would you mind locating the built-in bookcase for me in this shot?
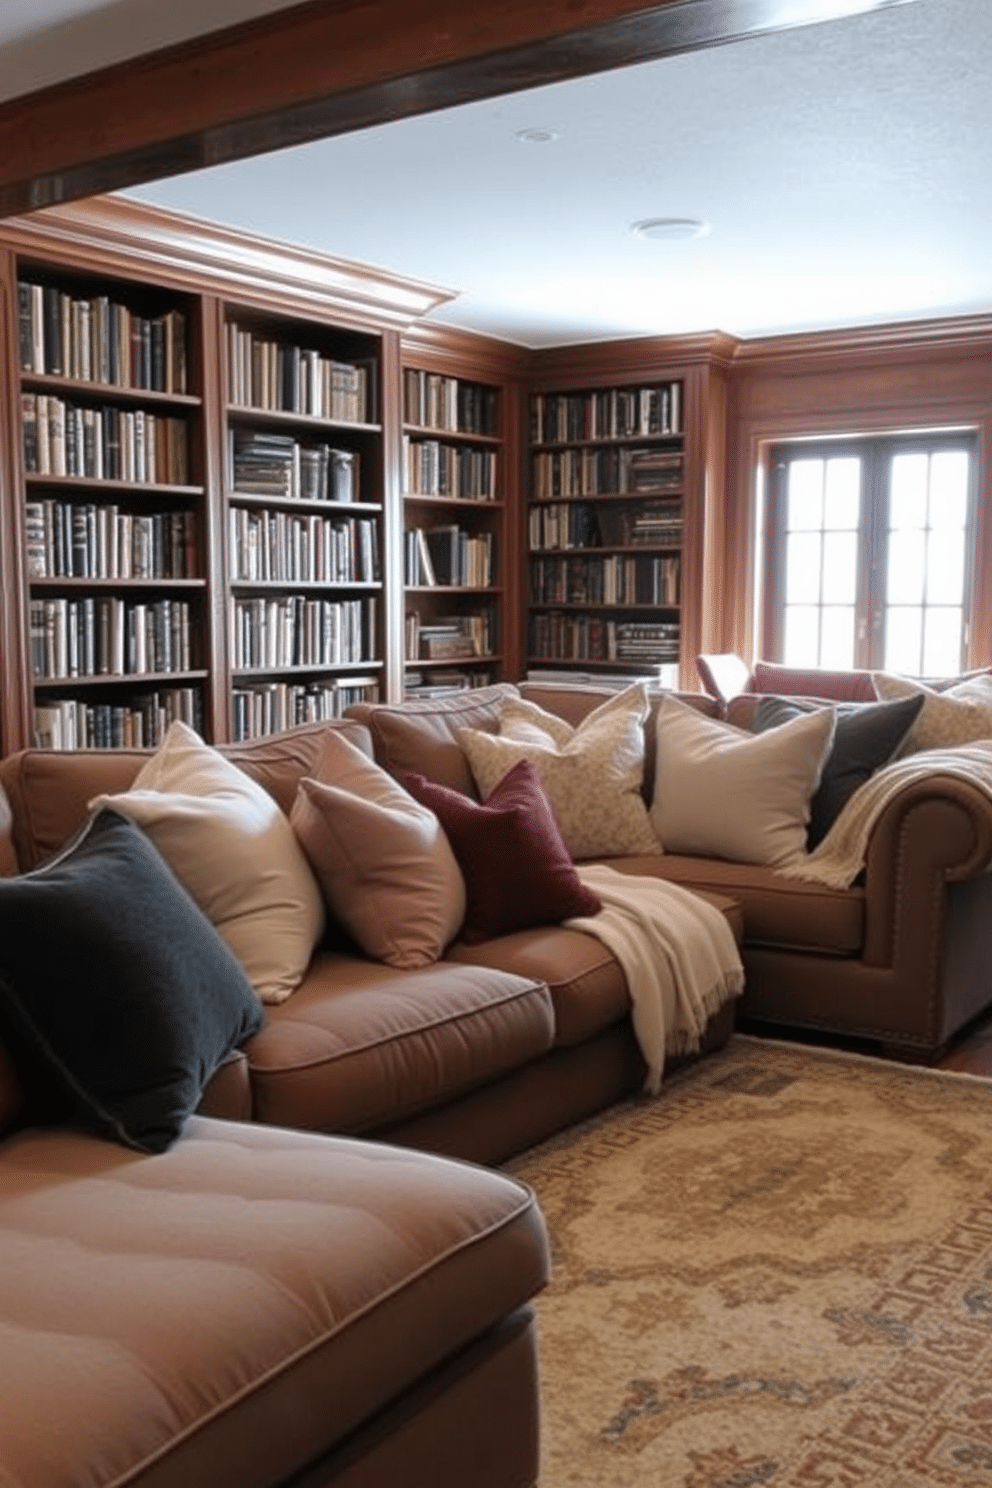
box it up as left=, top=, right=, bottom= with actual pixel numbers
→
left=527, top=377, right=686, bottom=684
left=401, top=363, right=506, bottom=697
left=15, top=267, right=208, bottom=748
left=223, top=308, right=385, bottom=740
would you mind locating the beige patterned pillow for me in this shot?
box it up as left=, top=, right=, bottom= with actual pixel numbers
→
left=457, top=684, right=660, bottom=860
left=872, top=672, right=992, bottom=753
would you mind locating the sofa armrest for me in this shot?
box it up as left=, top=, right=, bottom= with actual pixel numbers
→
left=862, top=775, right=992, bottom=969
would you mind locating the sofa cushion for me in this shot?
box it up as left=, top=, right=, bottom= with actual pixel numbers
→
left=751, top=693, right=925, bottom=847
left=458, top=684, right=659, bottom=860
left=603, top=852, right=865, bottom=956
left=0, top=808, right=263, bottom=1152
left=873, top=671, right=992, bottom=752
left=346, top=683, right=520, bottom=797
left=291, top=731, right=465, bottom=968
left=91, top=720, right=325, bottom=1005
left=0, top=1116, right=548, bottom=1488
left=449, top=888, right=743, bottom=1047
left=650, top=694, right=835, bottom=867
left=245, top=956, right=554, bottom=1134
left=402, top=760, right=601, bottom=943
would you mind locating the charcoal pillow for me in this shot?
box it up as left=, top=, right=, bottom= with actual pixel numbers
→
left=752, top=693, right=925, bottom=848
left=402, top=759, right=602, bottom=943
left=0, top=808, right=264, bottom=1153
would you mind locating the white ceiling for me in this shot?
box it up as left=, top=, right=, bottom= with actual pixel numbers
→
left=3, top=0, right=991, bottom=348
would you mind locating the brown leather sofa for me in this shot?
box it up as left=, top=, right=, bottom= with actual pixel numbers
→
left=691, top=657, right=992, bottom=1057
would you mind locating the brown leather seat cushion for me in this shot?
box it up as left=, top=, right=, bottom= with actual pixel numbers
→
left=0, top=1117, right=548, bottom=1488
left=246, top=956, right=554, bottom=1132
left=607, top=854, right=864, bottom=955
left=448, top=889, right=743, bottom=1048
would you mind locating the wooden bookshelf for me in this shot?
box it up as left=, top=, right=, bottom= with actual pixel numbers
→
left=222, top=306, right=386, bottom=740
left=399, top=332, right=523, bottom=697
left=12, top=265, right=208, bottom=749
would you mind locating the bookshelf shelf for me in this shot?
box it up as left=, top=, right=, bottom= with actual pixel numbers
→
left=35, top=670, right=209, bottom=688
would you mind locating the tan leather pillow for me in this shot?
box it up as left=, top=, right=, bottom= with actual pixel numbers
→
left=291, top=730, right=465, bottom=968
left=359, top=683, right=520, bottom=796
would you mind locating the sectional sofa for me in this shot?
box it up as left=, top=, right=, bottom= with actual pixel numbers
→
left=2, top=666, right=989, bottom=1486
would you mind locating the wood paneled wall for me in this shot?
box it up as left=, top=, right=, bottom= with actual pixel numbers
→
left=721, top=318, right=992, bottom=667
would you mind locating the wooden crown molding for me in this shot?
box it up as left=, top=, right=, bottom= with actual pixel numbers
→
left=525, top=329, right=741, bottom=385
left=732, top=312, right=992, bottom=370
left=400, top=321, right=532, bottom=379
left=0, top=0, right=914, bottom=216
left=1, top=195, right=454, bottom=331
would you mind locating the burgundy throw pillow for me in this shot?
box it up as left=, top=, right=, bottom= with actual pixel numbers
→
left=401, top=759, right=601, bottom=944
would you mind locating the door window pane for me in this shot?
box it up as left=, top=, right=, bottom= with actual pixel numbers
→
left=926, top=530, right=964, bottom=605
left=787, top=461, right=824, bottom=531
left=885, top=607, right=923, bottom=675
left=923, top=608, right=964, bottom=677
left=823, top=458, right=860, bottom=529
left=821, top=607, right=855, bottom=669
left=930, top=451, right=969, bottom=527
left=890, top=453, right=928, bottom=528
left=822, top=531, right=857, bottom=604
left=887, top=530, right=925, bottom=605
left=785, top=532, right=821, bottom=604
left=783, top=606, right=820, bottom=667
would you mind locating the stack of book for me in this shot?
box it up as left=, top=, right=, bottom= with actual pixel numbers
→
left=24, top=500, right=196, bottom=580
left=33, top=687, right=202, bottom=751
left=230, top=431, right=359, bottom=503
left=30, top=596, right=194, bottom=679
left=22, top=396, right=189, bottom=485
left=18, top=280, right=187, bottom=393
left=228, top=326, right=374, bottom=423
left=229, top=595, right=377, bottom=671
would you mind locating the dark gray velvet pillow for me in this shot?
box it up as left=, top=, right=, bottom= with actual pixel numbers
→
left=0, top=807, right=264, bottom=1152
left=752, top=693, right=925, bottom=849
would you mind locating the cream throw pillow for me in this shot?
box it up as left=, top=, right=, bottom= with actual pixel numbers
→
left=872, top=671, right=992, bottom=753
left=458, top=683, right=659, bottom=860
left=650, top=694, right=835, bottom=867
left=291, top=730, right=466, bottom=968
left=91, top=720, right=325, bottom=1004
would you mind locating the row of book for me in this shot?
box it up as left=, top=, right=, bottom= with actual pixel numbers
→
left=405, top=610, right=493, bottom=663
left=530, top=553, right=680, bottom=607
left=22, top=395, right=190, bottom=485
left=528, top=498, right=683, bottom=551
left=531, top=446, right=683, bottom=499
left=230, top=430, right=360, bottom=503
left=31, top=596, right=195, bottom=680
left=531, top=383, right=682, bottom=445
left=228, top=507, right=380, bottom=585
left=33, top=687, right=203, bottom=752
left=403, top=369, right=497, bottom=436
left=18, top=280, right=188, bottom=393
left=227, top=325, right=374, bottom=423
left=404, top=526, right=493, bottom=587
left=231, top=677, right=380, bottom=742
left=229, top=595, right=377, bottom=671
left=529, top=612, right=681, bottom=664
left=404, top=670, right=497, bottom=698
left=25, top=500, right=196, bottom=581
left=403, top=437, right=497, bottom=500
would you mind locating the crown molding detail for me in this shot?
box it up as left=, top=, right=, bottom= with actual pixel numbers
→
left=3, top=195, right=455, bottom=330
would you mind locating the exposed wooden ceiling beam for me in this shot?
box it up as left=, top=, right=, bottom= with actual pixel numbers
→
left=0, top=0, right=913, bottom=217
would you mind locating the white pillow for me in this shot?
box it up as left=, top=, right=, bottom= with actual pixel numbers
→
left=290, top=730, right=465, bottom=968
left=872, top=671, right=992, bottom=753
left=458, top=683, right=659, bottom=860
left=650, top=694, right=835, bottom=867
left=91, top=720, right=325, bottom=1004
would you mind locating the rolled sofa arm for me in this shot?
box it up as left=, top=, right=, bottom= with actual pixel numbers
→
left=862, top=774, right=992, bottom=969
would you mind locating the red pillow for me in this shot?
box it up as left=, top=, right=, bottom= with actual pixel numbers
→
left=401, top=759, right=601, bottom=944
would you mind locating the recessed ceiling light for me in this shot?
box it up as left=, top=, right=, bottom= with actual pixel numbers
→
left=631, top=217, right=710, bottom=241
left=515, top=128, right=558, bottom=144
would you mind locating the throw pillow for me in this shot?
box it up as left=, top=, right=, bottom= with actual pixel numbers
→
left=290, top=730, right=466, bottom=968
left=752, top=692, right=925, bottom=847
left=402, top=759, right=602, bottom=943
left=650, top=694, right=835, bottom=867
left=0, top=808, right=263, bottom=1153
left=90, top=720, right=325, bottom=1005
left=457, top=683, right=659, bottom=860
left=872, top=671, right=992, bottom=753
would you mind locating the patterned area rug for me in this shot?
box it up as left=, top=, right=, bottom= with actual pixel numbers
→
left=509, top=1034, right=992, bottom=1486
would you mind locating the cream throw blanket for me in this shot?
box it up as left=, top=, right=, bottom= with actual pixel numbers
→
left=777, top=740, right=992, bottom=890
left=565, top=865, right=744, bottom=1096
